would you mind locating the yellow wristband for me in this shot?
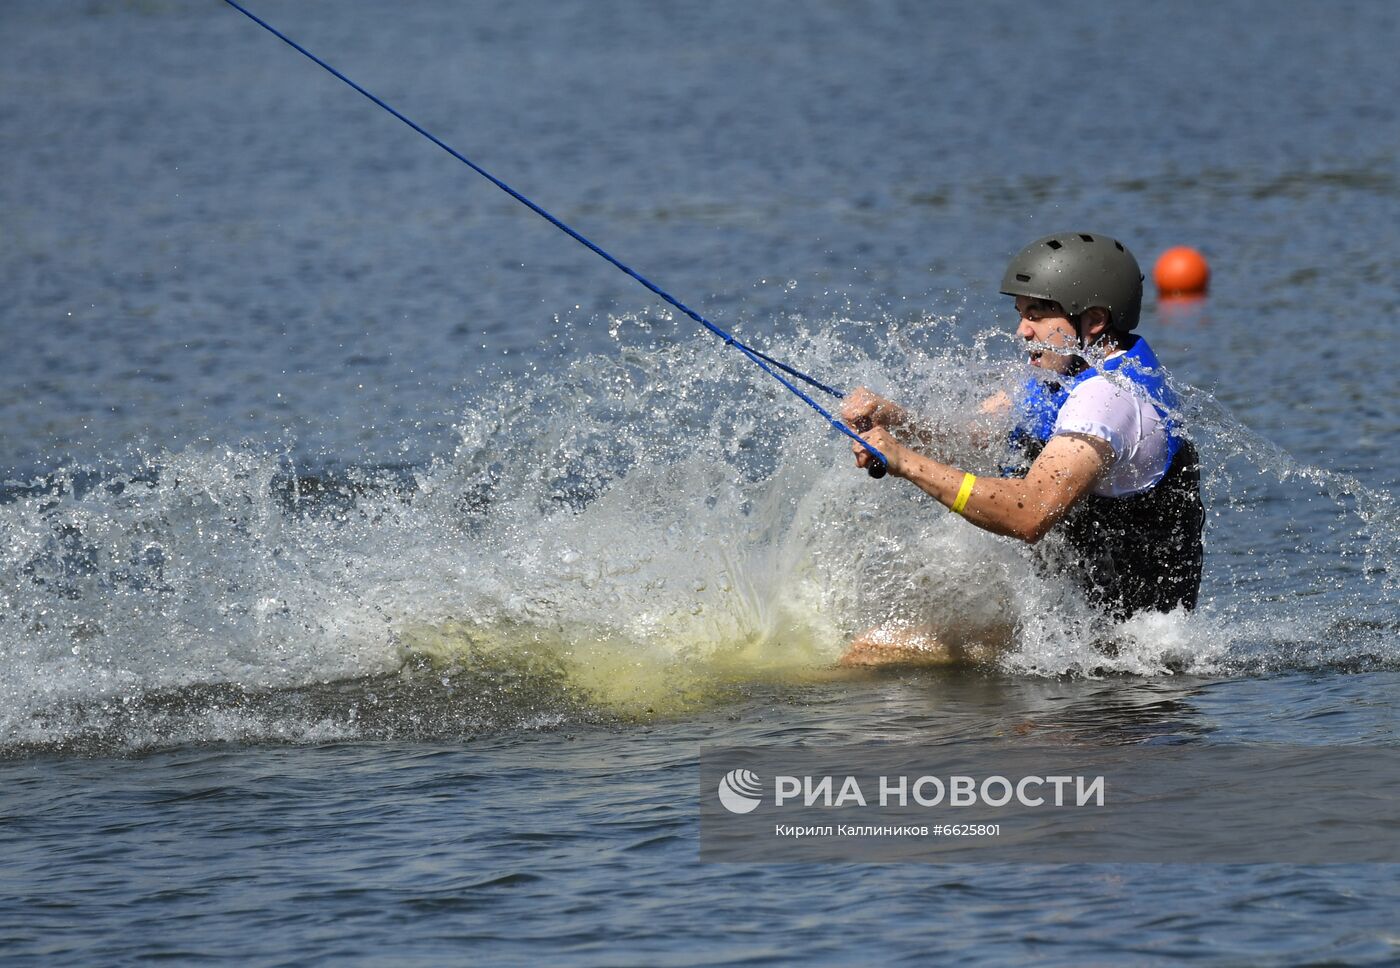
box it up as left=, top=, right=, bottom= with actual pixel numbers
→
left=950, top=472, right=976, bottom=515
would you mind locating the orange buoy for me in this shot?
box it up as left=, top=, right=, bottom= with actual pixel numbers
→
left=1153, top=246, right=1210, bottom=296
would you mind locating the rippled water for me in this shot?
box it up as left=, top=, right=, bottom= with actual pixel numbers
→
left=2, top=0, right=1398, bottom=963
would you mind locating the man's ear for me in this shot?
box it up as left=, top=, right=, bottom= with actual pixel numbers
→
left=1080, top=307, right=1112, bottom=341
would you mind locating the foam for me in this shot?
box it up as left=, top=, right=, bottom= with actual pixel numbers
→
left=2, top=312, right=1394, bottom=751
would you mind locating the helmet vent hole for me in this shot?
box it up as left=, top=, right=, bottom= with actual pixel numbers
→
left=1079, top=234, right=1095, bottom=242
left=1045, top=240, right=1062, bottom=250
left=1016, top=273, right=1031, bottom=282
left=1114, top=241, right=1124, bottom=251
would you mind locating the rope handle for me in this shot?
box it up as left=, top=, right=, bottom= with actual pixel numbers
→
left=850, top=417, right=888, bottom=478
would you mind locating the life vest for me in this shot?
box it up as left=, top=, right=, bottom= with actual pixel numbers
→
left=1007, top=335, right=1204, bottom=620
left=1008, top=334, right=1181, bottom=472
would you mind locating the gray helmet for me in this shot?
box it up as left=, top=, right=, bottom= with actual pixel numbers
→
left=999, top=232, right=1144, bottom=331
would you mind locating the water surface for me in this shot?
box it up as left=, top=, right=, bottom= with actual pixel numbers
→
left=2, top=0, right=1398, bottom=963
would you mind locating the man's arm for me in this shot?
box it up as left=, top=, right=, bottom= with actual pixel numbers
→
left=853, top=429, right=1112, bottom=544
left=841, top=387, right=912, bottom=431
left=978, top=390, right=1012, bottom=415
left=843, top=386, right=1012, bottom=450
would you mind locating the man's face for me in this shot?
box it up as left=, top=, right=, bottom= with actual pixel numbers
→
left=1014, top=296, right=1081, bottom=374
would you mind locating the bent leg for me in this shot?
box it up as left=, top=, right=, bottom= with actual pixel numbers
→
left=838, top=624, right=1000, bottom=668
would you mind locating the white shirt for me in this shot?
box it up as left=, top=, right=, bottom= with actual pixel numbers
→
left=1052, top=366, right=1171, bottom=498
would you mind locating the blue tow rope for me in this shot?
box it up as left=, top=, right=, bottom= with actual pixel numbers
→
left=219, top=0, right=887, bottom=477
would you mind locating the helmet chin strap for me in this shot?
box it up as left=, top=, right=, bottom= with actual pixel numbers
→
left=1064, top=314, right=1094, bottom=377
left=1069, top=309, right=1122, bottom=371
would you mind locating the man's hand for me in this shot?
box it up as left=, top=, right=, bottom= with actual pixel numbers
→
left=852, top=424, right=905, bottom=477
left=841, top=387, right=906, bottom=430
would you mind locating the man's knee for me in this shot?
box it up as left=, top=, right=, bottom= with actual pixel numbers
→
left=839, top=625, right=957, bottom=667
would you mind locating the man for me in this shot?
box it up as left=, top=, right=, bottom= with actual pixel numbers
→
left=841, top=232, right=1204, bottom=666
